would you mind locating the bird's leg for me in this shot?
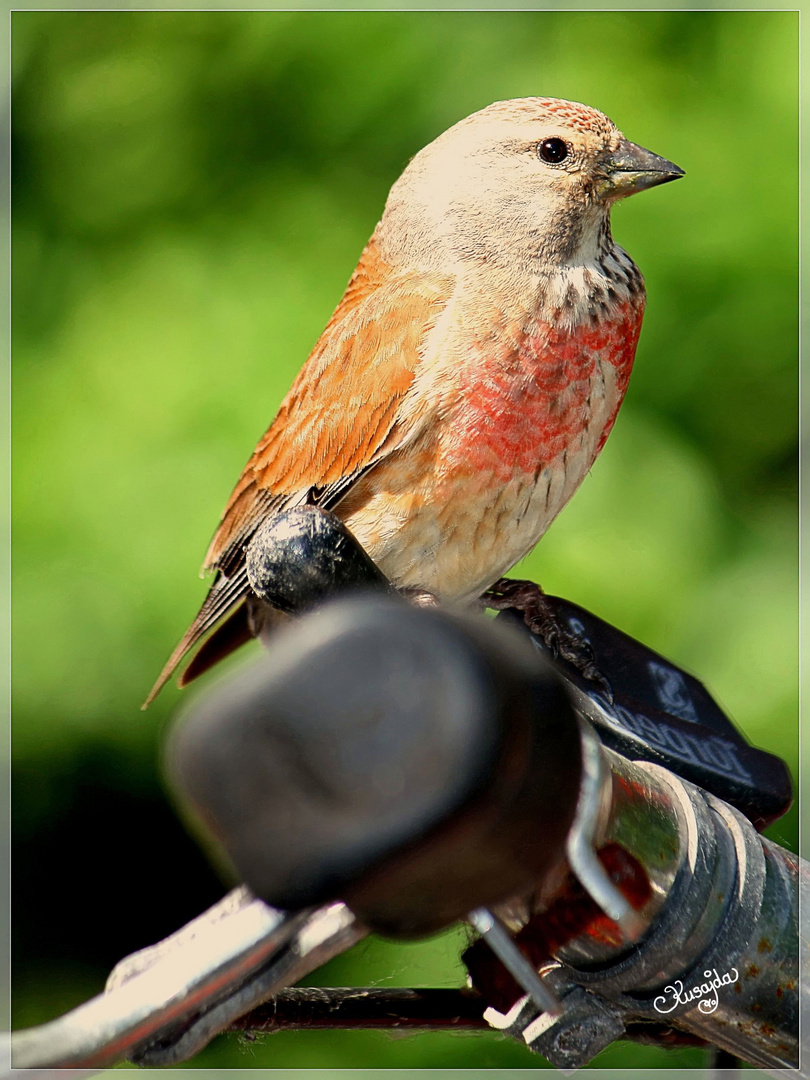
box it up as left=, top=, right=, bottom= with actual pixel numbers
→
left=482, top=578, right=612, bottom=702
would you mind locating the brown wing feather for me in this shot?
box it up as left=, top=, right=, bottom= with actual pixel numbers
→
left=144, top=238, right=452, bottom=706
left=204, top=239, right=450, bottom=570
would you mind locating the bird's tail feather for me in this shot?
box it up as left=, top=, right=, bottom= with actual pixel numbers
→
left=177, top=602, right=253, bottom=688
left=142, top=567, right=251, bottom=708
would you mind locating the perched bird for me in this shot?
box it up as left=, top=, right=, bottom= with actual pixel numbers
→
left=146, top=97, right=682, bottom=706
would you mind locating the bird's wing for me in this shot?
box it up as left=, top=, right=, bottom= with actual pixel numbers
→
left=144, top=242, right=453, bottom=705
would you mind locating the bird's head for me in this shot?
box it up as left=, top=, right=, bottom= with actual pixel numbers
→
left=379, top=97, right=683, bottom=272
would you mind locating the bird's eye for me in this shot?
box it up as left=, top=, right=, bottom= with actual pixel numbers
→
left=538, top=138, right=569, bottom=164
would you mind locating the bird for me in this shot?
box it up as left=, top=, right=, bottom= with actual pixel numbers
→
left=145, top=97, right=683, bottom=706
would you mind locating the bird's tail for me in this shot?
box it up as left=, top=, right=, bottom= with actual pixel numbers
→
left=142, top=567, right=251, bottom=708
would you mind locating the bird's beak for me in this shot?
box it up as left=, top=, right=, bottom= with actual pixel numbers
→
left=602, top=139, right=684, bottom=198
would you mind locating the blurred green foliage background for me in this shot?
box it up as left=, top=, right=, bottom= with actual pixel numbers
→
left=11, top=10, right=797, bottom=1070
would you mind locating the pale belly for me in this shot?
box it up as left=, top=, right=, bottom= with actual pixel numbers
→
left=340, top=355, right=622, bottom=602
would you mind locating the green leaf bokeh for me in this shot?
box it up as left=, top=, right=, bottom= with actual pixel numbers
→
left=12, top=10, right=797, bottom=1069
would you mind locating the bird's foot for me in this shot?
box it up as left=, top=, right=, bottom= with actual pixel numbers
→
left=483, top=578, right=613, bottom=703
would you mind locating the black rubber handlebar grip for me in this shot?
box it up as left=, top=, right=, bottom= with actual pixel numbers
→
left=169, top=597, right=582, bottom=937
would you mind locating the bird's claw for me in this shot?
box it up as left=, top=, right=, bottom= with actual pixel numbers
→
left=483, top=578, right=613, bottom=704
left=552, top=634, right=614, bottom=705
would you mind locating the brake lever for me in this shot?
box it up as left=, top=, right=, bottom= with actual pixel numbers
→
left=9, top=888, right=366, bottom=1070
left=7, top=894, right=562, bottom=1069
